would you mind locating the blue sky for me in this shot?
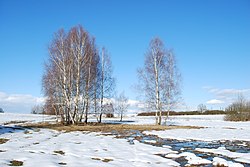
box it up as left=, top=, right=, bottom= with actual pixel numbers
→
left=0, top=0, right=250, bottom=113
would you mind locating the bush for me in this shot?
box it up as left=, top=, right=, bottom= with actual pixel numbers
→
left=106, top=113, right=114, bottom=118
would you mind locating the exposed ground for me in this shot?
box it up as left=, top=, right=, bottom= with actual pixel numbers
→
left=22, top=122, right=200, bottom=133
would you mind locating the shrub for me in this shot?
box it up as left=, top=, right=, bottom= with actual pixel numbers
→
left=106, top=113, right=114, bottom=118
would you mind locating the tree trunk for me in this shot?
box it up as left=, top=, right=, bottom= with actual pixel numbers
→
left=120, top=111, right=123, bottom=122
left=98, top=113, right=102, bottom=123
left=84, top=97, right=89, bottom=124
left=154, top=54, right=161, bottom=125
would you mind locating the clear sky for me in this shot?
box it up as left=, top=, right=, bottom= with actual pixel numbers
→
left=0, top=0, right=250, bottom=113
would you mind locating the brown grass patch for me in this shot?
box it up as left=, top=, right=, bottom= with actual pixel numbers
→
left=92, top=157, right=101, bottom=161
left=102, top=158, right=113, bottom=162
left=22, top=122, right=200, bottom=133
left=54, top=150, right=65, bottom=155
left=0, top=138, right=9, bottom=144
left=9, top=160, right=23, bottom=166
left=91, top=157, right=113, bottom=163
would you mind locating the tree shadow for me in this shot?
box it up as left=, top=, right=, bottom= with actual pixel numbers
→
left=104, top=120, right=136, bottom=124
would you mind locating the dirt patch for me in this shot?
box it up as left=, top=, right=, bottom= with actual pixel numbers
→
left=0, top=138, right=9, bottom=144
left=54, top=150, right=65, bottom=155
left=9, top=160, right=23, bottom=166
left=91, top=157, right=113, bottom=163
left=58, top=162, right=67, bottom=165
left=102, top=158, right=113, bottom=162
left=22, top=122, right=200, bottom=133
left=92, top=157, right=101, bottom=161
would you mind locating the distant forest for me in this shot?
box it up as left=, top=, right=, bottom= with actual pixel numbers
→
left=137, top=110, right=226, bottom=116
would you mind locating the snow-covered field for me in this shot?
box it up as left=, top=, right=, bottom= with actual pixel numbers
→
left=0, top=113, right=56, bottom=125
left=0, top=113, right=250, bottom=166
left=145, top=115, right=250, bottom=141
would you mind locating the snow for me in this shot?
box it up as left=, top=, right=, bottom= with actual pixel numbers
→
left=212, top=157, right=244, bottom=167
left=165, top=153, right=180, bottom=159
left=1, top=113, right=250, bottom=166
left=142, top=115, right=250, bottom=166
left=144, top=115, right=250, bottom=141
left=0, top=129, right=178, bottom=167
left=196, top=147, right=250, bottom=164
left=179, top=152, right=212, bottom=165
left=144, top=128, right=250, bottom=141
left=0, top=113, right=56, bottom=125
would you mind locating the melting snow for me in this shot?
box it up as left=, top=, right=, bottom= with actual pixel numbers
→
left=1, top=113, right=250, bottom=166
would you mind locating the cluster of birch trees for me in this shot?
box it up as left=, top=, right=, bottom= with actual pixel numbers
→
left=42, top=25, right=181, bottom=125
left=42, top=25, right=115, bottom=125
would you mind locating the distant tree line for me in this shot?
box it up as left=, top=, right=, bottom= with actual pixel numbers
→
left=137, top=110, right=226, bottom=116
left=224, top=94, right=250, bottom=121
left=42, top=25, right=115, bottom=125
left=31, top=105, right=44, bottom=114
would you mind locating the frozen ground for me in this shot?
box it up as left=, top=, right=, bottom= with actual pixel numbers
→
left=0, top=113, right=56, bottom=125
left=0, top=113, right=250, bottom=166
left=145, top=115, right=250, bottom=141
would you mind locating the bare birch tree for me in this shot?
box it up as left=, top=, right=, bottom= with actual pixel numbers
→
left=197, top=104, right=207, bottom=113
left=137, top=37, right=181, bottom=125
left=115, top=91, right=129, bottom=121
left=98, top=47, right=115, bottom=123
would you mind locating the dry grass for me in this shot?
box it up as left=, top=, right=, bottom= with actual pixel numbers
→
left=22, top=122, right=200, bottom=133
left=0, top=138, right=9, bottom=144
left=4, top=121, right=27, bottom=125
left=54, top=150, right=65, bottom=155
left=91, top=157, right=113, bottom=163
left=9, top=160, right=23, bottom=166
left=102, top=158, right=113, bottom=163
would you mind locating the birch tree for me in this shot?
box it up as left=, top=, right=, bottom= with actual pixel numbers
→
left=115, top=91, right=129, bottom=121
left=137, top=37, right=181, bottom=125
left=197, top=104, right=207, bottom=113
left=98, top=48, right=115, bottom=123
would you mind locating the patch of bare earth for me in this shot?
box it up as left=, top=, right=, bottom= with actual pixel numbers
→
left=0, top=138, right=9, bottom=144
left=53, top=150, right=65, bottom=155
left=22, top=122, right=200, bottom=133
left=91, top=157, right=113, bottom=163
left=58, top=162, right=67, bottom=165
left=9, top=160, right=23, bottom=166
